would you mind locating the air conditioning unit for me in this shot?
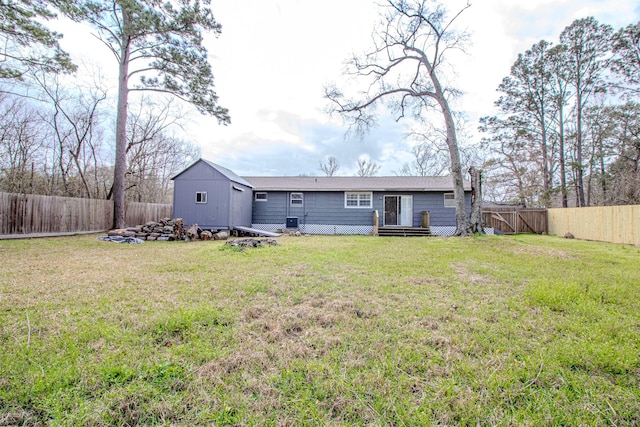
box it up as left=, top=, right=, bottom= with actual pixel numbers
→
left=286, top=217, right=298, bottom=228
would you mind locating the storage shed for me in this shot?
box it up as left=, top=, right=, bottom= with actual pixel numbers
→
left=171, top=159, right=253, bottom=231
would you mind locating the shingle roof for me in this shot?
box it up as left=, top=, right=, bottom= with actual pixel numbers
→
left=243, top=176, right=470, bottom=192
left=172, top=159, right=254, bottom=188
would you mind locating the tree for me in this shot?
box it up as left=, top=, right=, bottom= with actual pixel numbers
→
left=560, top=17, right=613, bottom=207
left=547, top=44, right=573, bottom=208
left=607, top=102, right=640, bottom=204
left=0, top=0, right=75, bottom=81
left=611, top=22, right=640, bottom=96
left=61, top=0, right=230, bottom=228
left=326, top=0, right=474, bottom=235
left=356, top=156, right=381, bottom=177
left=394, top=142, right=448, bottom=176
left=0, top=95, right=49, bottom=193
left=494, top=40, right=557, bottom=206
left=479, top=115, right=542, bottom=206
left=319, top=156, right=340, bottom=177
left=33, top=71, right=107, bottom=198
left=124, top=97, right=200, bottom=203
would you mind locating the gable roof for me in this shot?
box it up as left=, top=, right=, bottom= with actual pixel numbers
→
left=243, top=176, right=470, bottom=192
left=172, top=159, right=254, bottom=188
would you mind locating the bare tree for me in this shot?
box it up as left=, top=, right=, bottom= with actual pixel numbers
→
left=326, top=0, right=474, bottom=235
left=394, top=142, right=448, bottom=176
left=122, top=97, right=200, bottom=203
left=356, top=156, right=381, bottom=177
left=319, top=156, right=340, bottom=177
left=33, top=72, right=107, bottom=198
left=0, top=95, right=49, bottom=193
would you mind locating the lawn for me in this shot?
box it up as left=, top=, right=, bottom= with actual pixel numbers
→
left=0, top=234, right=639, bottom=426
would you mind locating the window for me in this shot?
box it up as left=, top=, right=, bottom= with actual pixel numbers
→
left=345, top=192, right=372, bottom=208
left=195, top=191, right=207, bottom=204
left=444, top=193, right=455, bottom=207
left=255, top=192, right=268, bottom=202
left=290, top=192, right=303, bottom=207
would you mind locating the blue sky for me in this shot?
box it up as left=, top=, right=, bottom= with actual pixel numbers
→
left=58, top=0, right=640, bottom=177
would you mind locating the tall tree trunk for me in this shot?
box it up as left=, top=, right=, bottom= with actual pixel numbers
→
left=468, top=167, right=483, bottom=233
left=440, top=97, right=469, bottom=235
left=575, top=91, right=586, bottom=207
left=430, top=64, right=469, bottom=235
left=112, top=16, right=131, bottom=229
left=558, top=106, right=568, bottom=208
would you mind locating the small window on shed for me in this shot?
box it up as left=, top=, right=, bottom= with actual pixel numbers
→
left=290, top=192, right=303, bottom=207
left=255, top=192, right=268, bottom=202
left=195, top=191, right=207, bottom=204
left=444, top=192, right=455, bottom=208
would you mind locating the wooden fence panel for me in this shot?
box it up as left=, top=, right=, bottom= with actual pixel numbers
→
left=483, top=208, right=547, bottom=234
left=1, top=192, right=172, bottom=236
left=548, top=205, right=640, bottom=245
left=125, top=201, right=173, bottom=227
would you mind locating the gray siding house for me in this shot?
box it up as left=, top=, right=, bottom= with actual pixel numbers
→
left=245, top=176, right=472, bottom=236
left=171, top=159, right=253, bottom=230
left=172, top=159, right=472, bottom=235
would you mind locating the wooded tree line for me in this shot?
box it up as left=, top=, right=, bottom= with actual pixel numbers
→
left=0, top=0, right=226, bottom=223
left=0, top=82, right=200, bottom=203
left=480, top=18, right=640, bottom=208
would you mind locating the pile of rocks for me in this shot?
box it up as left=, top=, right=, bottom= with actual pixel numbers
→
left=225, top=238, right=278, bottom=248
left=108, top=218, right=184, bottom=241
left=108, top=218, right=230, bottom=242
left=184, top=224, right=229, bottom=241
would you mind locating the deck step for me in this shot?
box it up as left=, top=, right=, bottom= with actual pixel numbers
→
left=377, top=227, right=431, bottom=237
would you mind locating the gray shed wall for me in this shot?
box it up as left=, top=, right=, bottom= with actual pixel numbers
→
left=173, top=160, right=250, bottom=229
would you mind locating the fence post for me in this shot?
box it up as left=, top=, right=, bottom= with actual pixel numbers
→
left=373, top=210, right=379, bottom=236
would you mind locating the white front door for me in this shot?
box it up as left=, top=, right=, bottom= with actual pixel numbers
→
left=400, top=195, right=413, bottom=226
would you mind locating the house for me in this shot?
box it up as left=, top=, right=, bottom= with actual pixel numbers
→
left=171, top=159, right=254, bottom=230
left=246, top=176, right=471, bottom=236
left=172, top=159, right=472, bottom=236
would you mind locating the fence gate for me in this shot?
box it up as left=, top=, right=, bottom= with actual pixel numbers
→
left=482, top=208, right=547, bottom=234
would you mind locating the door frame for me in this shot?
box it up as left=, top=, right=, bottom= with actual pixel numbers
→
left=383, top=195, right=413, bottom=227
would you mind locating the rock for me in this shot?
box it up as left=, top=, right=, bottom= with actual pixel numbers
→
left=225, top=238, right=278, bottom=248
left=157, top=236, right=170, bottom=241
left=213, top=231, right=229, bottom=240
left=564, top=232, right=575, bottom=239
left=201, top=231, right=212, bottom=240
left=186, top=224, right=202, bottom=241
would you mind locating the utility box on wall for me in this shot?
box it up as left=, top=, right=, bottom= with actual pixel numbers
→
left=286, top=217, right=298, bottom=228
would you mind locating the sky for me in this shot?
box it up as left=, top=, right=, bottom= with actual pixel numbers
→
left=57, top=0, right=640, bottom=177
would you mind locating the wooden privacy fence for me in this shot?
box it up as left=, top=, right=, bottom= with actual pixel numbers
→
left=0, top=192, right=172, bottom=235
left=483, top=208, right=548, bottom=234
left=548, top=205, right=640, bottom=246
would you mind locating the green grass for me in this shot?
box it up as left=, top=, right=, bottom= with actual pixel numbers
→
left=0, top=234, right=639, bottom=425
